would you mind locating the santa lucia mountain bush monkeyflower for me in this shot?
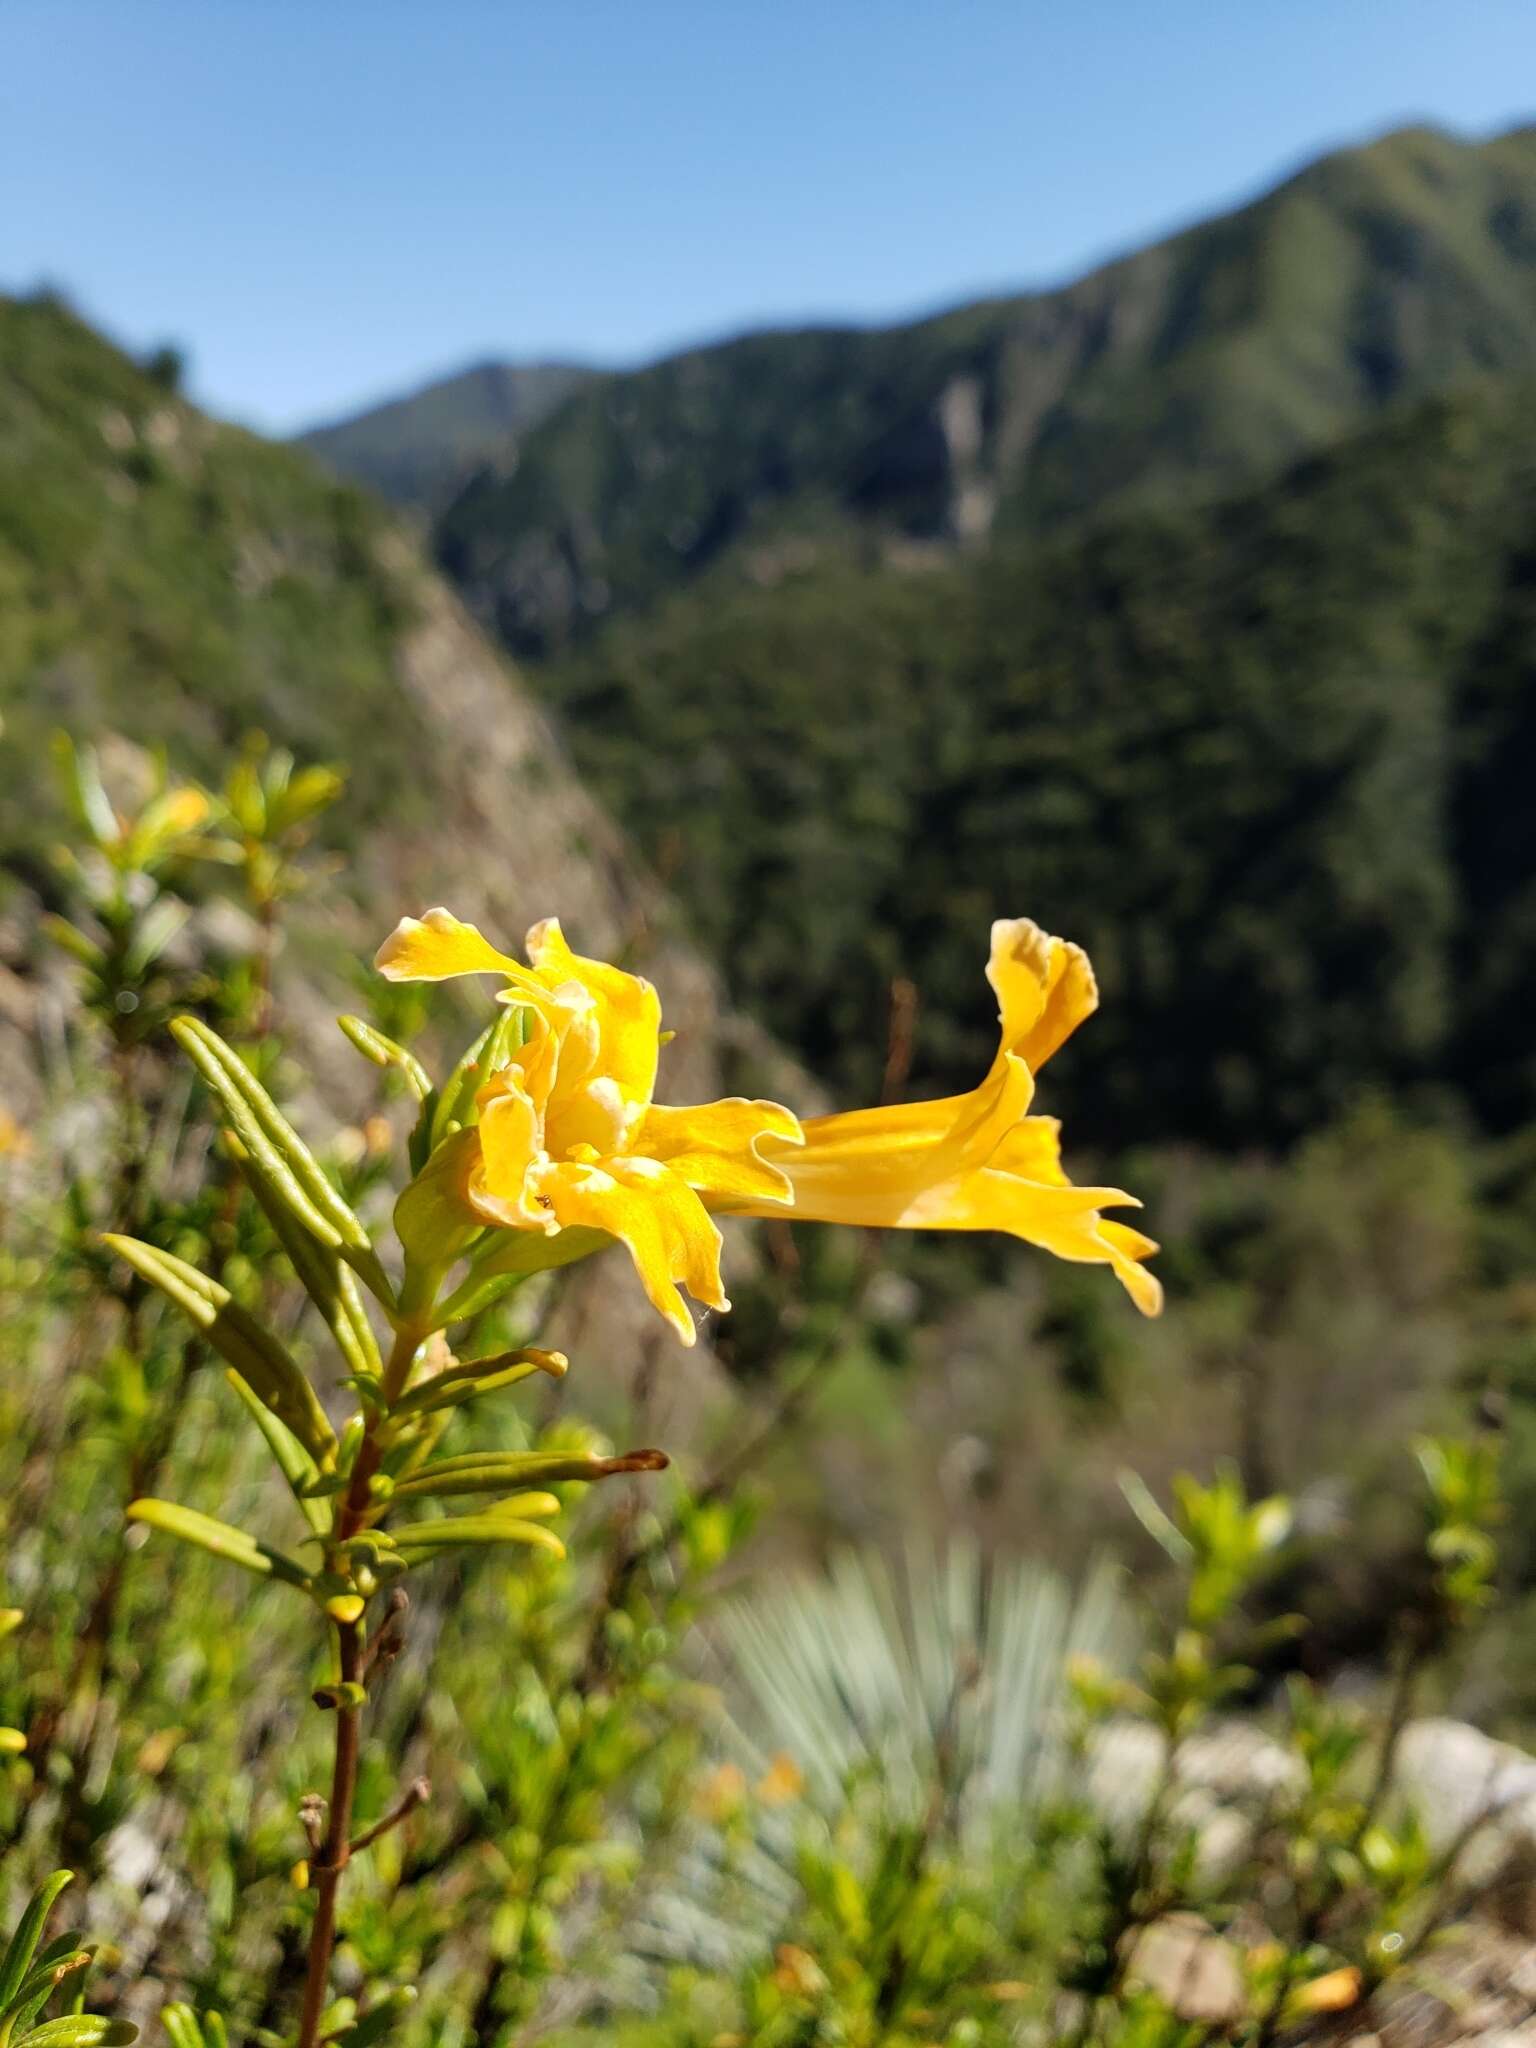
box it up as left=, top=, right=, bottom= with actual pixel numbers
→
left=98, top=902, right=1154, bottom=2045
left=378, top=906, right=1162, bottom=1333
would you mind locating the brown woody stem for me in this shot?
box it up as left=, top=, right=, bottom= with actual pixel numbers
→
left=295, top=1313, right=425, bottom=2047
left=296, top=1620, right=363, bottom=2048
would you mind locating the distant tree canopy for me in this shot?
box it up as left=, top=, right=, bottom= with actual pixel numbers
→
left=536, top=382, right=1536, bottom=1148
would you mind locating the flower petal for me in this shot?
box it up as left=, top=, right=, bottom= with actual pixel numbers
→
left=525, top=917, right=662, bottom=1109
left=375, top=907, right=549, bottom=1005
left=901, top=1169, right=1162, bottom=1315
left=986, top=918, right=1098, bottom=1072
left=736, top=1055, right=1034, bottom=1226
left=466, top=1071, right=556, bottom=1233
left=638, top=1097, right=804, bottom=1206
left=542, top=1156, right=727, bottom=1345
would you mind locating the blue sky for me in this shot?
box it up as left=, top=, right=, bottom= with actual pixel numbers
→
left=6, top=1, right=1536, bottom=434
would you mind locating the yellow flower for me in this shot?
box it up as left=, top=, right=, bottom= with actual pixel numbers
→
left=376, top=909, right=802, bottom=1343
left=725, top=918, right=1162, bottom=1316
left=376, top=908, right=1160, bottom=1340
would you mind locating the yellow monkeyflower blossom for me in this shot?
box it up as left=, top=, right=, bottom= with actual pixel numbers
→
left=726, top=917, right=1163, bottom=1318
left=376, top=908, right=1160, bottom=1342
left=377, top=909, right=802, bottom=1343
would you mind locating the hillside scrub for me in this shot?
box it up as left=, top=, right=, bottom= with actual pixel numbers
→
left=0, top=741, right=1533, bottom=2048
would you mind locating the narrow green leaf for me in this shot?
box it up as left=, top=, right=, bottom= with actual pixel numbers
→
left=223, top=1372, right=329, bottom=1535
left=272, top=763, right=344, bottom=832
left=392, top=1515, right=565, bottom=1558
left=386, top=1346, right=568, bottom=1423
left=157, top=2007, right=202, bottom=2048
left=16, top=2021, right=137, bottom=2046
left=224, top=1133, right=381, bottom=1382
left=171, top=1019, right=390, bottom=1303
left=126, top=1500, right=311, bottom=1589
left=0, top=1874, right=71, bottom=2013
left=393, top=1448, right=666, bottom=1499
left=337, top=1017, right=430, bottom=1102
left=101, top=1236, right=335, bottom=1464
left=37, top=917, right=106, bottom=973
left=26, top=1939, right=79, bottom=1978
left=169, top=1018, right=345, bottom=1249
left=121, top=897, right=190, bottom=982
left=8, top=1949, right=90, bottom=2024
left=377, top=1409, right=448, bottom=1481
left=51, top=735, right=118, bottom=847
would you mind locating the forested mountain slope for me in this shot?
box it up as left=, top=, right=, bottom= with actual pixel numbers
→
left=421, top=122, right=1536, bottom=654
left=298, top=358, right=594, bottom=516
left=0, top=292, right=733, bottom=1109
left=533, top=376, right=1536, bottom=1146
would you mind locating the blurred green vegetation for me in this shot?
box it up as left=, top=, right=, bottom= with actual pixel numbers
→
left=298, top=363, right=595, bottom=520
left=0, top=292, right=426, bottom=854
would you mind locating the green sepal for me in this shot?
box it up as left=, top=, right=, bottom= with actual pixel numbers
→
left=223, top=1132, right=381, bottom=1382
left=101, top=1235, right=335, bottom=1465
left=391, top=1514, right=566, bottom=1558
left=394, top=1129, right=484, bottom=1272
left=385, top=1346, right=568, bottom=1424
left=393, top=1447, right=666, bottom=1499
left=436, top=1227, right=610, bottom=1327
left=336, top=1016, right=431, bottom=1103
left=126, top=1500, right=311, bottom=1589
left=223, top=1371, right=329, bottom=1535
left=169, top=1017, right=392, bottom=1304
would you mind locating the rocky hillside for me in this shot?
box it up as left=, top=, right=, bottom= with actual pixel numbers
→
left=402, top=122, right=1536, bottom=654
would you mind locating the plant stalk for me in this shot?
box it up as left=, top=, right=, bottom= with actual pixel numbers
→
left=295, top=1312, right=423, bottom=2047
left=296, top=1620, right=363, bottom=2048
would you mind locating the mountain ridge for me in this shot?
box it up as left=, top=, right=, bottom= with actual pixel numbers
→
left=296, top=121, right=1536, bottom=658
left=297, top=356, right=597, bottom=516
left=528, top=369, right=1536, bottom=1145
